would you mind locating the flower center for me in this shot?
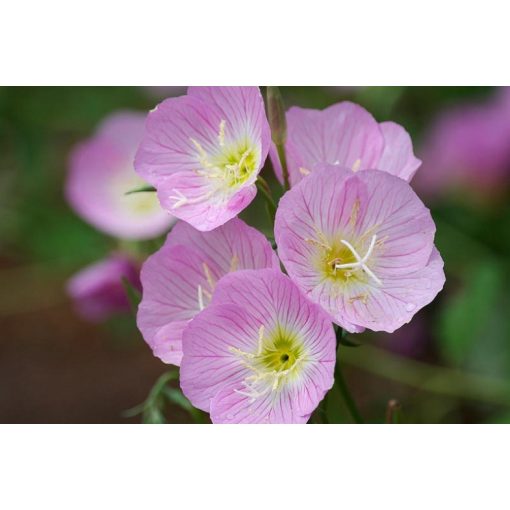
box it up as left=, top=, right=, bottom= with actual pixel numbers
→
left=334, top=236, right=381, bottom=285
left=310, top=233, right=382, bottom=285
left=170, top=121, right=259, bottom=210
left=228, top=326, right=305, bottom=402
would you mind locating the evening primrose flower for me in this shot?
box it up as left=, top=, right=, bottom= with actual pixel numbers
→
left=275, top=165, right=445, bottom=333
left=135, top=87, right=271, bottom=231
left=137, top=218, right=279, bottom=365
left=67, top=254, right=140, bottom=322
left=180, top=269, right=336, bottom=424
left=66, top=111, right=174, bottom=240
left=270, top=101, right=421, bottom=187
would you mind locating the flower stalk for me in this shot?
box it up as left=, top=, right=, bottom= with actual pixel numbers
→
left=335, top=327, right=364, bottom=424
left=256, top=175, right=277, bottom=224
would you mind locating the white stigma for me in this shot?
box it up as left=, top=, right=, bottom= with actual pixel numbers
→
left=335, top=235, right=382, bottom=285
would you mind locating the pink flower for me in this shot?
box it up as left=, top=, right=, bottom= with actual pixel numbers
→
left=134, top=87, right=271, bottom=231
left=180, top=269, right=336, bottom=424
left=137, top=218, right=279, bottom=366
left=67, top=254, right=140, bottom=322
left=275, top=165, right=445, bottom=333
left=415, top=88, right=510, bottom=199
left=270, top=101, right=421, bottom=187
left=66, top=111, right=174, bottom=240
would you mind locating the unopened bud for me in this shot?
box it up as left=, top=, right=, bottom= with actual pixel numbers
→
left=266, top=86, right=287, bottom=146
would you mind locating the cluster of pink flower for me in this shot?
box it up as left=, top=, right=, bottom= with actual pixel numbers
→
left=66, top=87, right=445, bottom=423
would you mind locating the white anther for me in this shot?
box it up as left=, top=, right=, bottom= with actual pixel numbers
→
left=352, top=158, right=362, bottom=172
left=335, top=235, right=382, bottom=285
left=169, top=189, right=213, bottom=209
left=169, top=189, right=188, bottom=209
left=218, top=119, right=226, bottom=147
left=197, top=285, right=205, bottom=311
left=257, top=326, right=265, bottom=356
left=202, top=262, right=215, bottom=290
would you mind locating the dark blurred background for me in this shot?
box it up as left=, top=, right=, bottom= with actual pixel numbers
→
left=1, top=86, right=509, bottom=423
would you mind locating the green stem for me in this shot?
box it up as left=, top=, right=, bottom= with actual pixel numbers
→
left=385, top=399, right=402, bottom=424
left=334, top=359, right=364, bottom=424
left=341, top=344, right=510, bottom=407
left=256, top=177, right=277, bottom=224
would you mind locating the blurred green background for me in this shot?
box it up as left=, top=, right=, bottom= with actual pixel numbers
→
left=1, top=86, right=509, bottom=424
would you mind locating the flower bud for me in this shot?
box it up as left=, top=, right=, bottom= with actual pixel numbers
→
left=266, top=86, right=287, bottom=145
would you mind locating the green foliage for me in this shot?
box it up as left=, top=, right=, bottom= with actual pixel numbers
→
left=438, top=261, right=502, bottom=365
left=124, top=370, right=208, bottom=424
left=438, top=259, right=510, bottom=378
left=121, top=277, right=142, bottom=315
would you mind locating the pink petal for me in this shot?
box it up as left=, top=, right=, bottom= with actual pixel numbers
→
left=268, top=142, right=284, bottom=185
left=180, top=303, right=260, bottom=411
left=137, top=218, right=278, bottom=364
left=377, top=121, right=421, bottom=182
left=134, top=95, right=224, bottom=185
left=285, top=102, right=384, bottom=186
left=66, top=111, right=174, bottom=240
left=188, top=86, right=271, bottom=158
left=212, top=270, right=335, bottom=365
left=165, top=218, right=280, bottom=271
left=157, top=171, right=257, bottom=231
left=152, top=320, right=188, bottom=366
left=137, top=244, right=218, bottom=348
left=67, top=254, right=140, bottom=322
left=210, top=356, right=334, bottom=424
left=96, top=111, right=146, bottom=152
left=340, top=247, right=445, bottom=332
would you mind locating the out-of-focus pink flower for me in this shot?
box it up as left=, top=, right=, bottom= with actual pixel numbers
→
left=67, top=255, right=140, bottom=322
left=66, top=111, right=174, bottom=240
left=134, top=87, right=271, bottom=231
left=376, top=315, right=430, bottom=359
left=270, top=101, right=421, bottom=187
left=137, top=218, right=279, bottom=366
left=415, top=88, right=510, bottom=199
left=275, top=166, right=445, bottom=333
left=180, top=269, right=336, bottom=424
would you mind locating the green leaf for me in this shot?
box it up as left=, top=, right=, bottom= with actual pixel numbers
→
left=121, top=277, right=142, bottom=314
left=143, top=406, right=166, bottom=424
left=125, top=185, right=156, bottom=195
left=324, top=383, right=350, bottom=424
left=338, top=335, right=362, bottom=348
left=163, top=387, right=194, bottom=412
